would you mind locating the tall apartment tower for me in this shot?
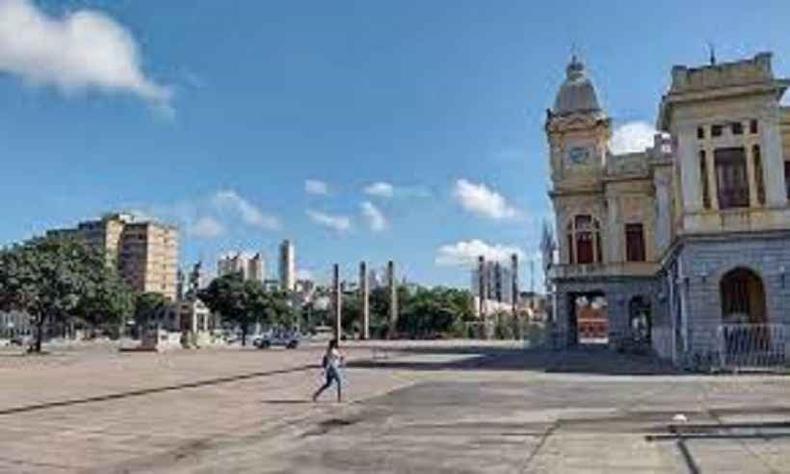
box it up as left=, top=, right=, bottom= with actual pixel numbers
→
left=217, top=252, right=265, bottom=282
left=278, top=240, right=296, bottom=291
left=48, top=213, right=179, bottom=300
left=248, top=253, right=264, bottom=282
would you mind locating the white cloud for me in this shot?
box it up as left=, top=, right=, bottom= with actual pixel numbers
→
left=188, top=216, right=225, bottom=239
left=305, top=179, right=330, bottom=196
left=363, top=181, right=430, bottom=199
left=126, top=208, right=155, bottom=222
left=609, top=121, right=656, bottom=154
left=306, top=209, right=351, bottom=232
left=363, top=181, right=395, bottom=198
left=360, top=201, right=387, bottom=232
left=435, top=239, right=525, bottom=267
left=0, top=0, right=170, bottom=107
left=453, top=179, right=518, bottom=220
left=212, top=190, right=280, bottom=230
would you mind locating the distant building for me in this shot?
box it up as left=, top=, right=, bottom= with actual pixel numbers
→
left=471, top=259, right=515, bottom=304
left=217, top=252, right=265, bottom=282
left=263, top=279, right=281, bottom=292
left=48, top=213, right=179, bottom=300
left=278, top=240, right=296, bottom=291
left=367, top=268, right=386, bottom=289
left=177, top=299, right=213, bottom=333
left=519, top=291, right=548, bottom=320
left=295, top=279, right=316, bottom=297
left=0, top=311, right=31, bottom=339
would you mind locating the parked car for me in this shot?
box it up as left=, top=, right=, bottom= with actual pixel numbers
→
left=311, top=325, right=334, bottom=341
left=254, top=330, right=300, bottom=349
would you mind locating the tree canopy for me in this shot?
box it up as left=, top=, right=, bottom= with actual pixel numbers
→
left=134, top=292, right=171, bottom=330
left=397, top=286, right=474, bottom=339
left=198, top=273, right=294, bottom=346
left=0, top=235, right=134, bottom=351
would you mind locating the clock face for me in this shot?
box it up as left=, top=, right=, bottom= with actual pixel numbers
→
left=567, top=146, right=591, bottom=165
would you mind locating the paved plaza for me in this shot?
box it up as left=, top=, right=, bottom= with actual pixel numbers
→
left=1, top=341, right=790, bottom=473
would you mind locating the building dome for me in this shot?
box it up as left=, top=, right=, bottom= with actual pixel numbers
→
left=552, top=56, right=601, bottom=116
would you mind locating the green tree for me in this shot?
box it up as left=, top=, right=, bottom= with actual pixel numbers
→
left=198, top=273, right=249, bottom=344
left=397, top=286, right=474, bottom=339
left=368, top=285, right=411, bottom=338
left=247, top=286, right=296, bottom=330
left=198, top=274, right=287, bottom=346
left=134, top=292, right=170, bottom=331
left=76, top=264, right=135, bottom=337
left=0, top=236, right=117, bottom=352
left=341, top=292, right=361, bottom=336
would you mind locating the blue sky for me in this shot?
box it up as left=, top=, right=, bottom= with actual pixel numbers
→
left=2, top=0, right=790, bottom=287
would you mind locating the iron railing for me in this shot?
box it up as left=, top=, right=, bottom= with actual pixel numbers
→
left=716, top=324, right=789, bottom=370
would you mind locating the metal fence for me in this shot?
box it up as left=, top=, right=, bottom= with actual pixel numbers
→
left=716, top=324, right=790, bottom=371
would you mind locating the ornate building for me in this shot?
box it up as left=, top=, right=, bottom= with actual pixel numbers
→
left=545, top=52, right=790, bottom=365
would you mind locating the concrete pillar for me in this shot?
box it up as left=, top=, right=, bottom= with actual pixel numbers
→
left=511, top=253, right=519, bottom=316
left=387, top=260, right=398, bottom=338
left=360, top=261, right=370, bottom=340
left=704, top=146, right=719, bottom=210
left=745, top=142, right=759, bottom=207
left=677, top=126, right=703, bottom=213
left=333, top=264, right=342, bottom=342
left=477, top=256, right=486, bottom=317
left=760, top=110, right=788, bottom=207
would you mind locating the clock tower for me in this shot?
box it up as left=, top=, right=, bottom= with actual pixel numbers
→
left=546, top=56, right=611, bottom=267
left=545, top=56, right=611, bottom=190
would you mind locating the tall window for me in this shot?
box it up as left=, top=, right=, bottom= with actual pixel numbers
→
left=715, top=147, right=750, bottom=209
left=785, top=161, right=790, bottom=200
left=700, top=150, right=711, bottom=209
left=753, top=145, right=765, bottom=206
left=566, top=215, right=601, bottom=264
left=625, top=223, right=646, bottom=262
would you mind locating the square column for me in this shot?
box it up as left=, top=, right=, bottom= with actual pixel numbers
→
left=359, top=261, right=369, bottom=340
left=333, top=264, right=342, bottom=342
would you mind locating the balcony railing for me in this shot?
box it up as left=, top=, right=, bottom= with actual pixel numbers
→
left=548, top=261, right=659, bottom=279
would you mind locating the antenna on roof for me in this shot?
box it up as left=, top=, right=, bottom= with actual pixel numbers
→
left=708, top=42, right=717, bottom=65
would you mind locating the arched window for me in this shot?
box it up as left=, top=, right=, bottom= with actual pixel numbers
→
left=566, top=215, right=602, bottom=264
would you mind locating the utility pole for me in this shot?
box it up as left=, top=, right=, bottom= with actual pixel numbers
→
left=530, top=259, right=536, bottom=312
left=333, top=264, right=342, bottom=343
left=511, top=253, right=519, bottom=317
left=387, top=260, right=398, bottom=339
left=360, top=261, right=369, bottom=340
left=477, top=256, right=486, bottom=318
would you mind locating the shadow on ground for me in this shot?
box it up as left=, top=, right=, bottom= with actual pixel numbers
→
left=349, top=345, right=682, bottom=375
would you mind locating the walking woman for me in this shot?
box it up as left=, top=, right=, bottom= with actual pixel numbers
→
left=313, top=339, right=344, bottom=402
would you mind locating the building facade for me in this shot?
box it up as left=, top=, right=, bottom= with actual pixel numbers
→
left=217, top=252, right=265, bottom=282
left=49, top=213, right=179, bottom=300
left=0, top=311, right=31, bottom=339
left=545, top=53, right=790, bottom=364
left=278, top=239, right=296, bottom=291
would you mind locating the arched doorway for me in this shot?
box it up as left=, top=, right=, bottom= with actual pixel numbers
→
left=628, top=296, right=651, bottom=346
left=719, top=267, right=775, bottom=365
left=719, top=267, right=767, bottom=324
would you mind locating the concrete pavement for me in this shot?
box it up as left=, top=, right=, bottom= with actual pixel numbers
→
left=1, top=341, right=790, bottom=473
